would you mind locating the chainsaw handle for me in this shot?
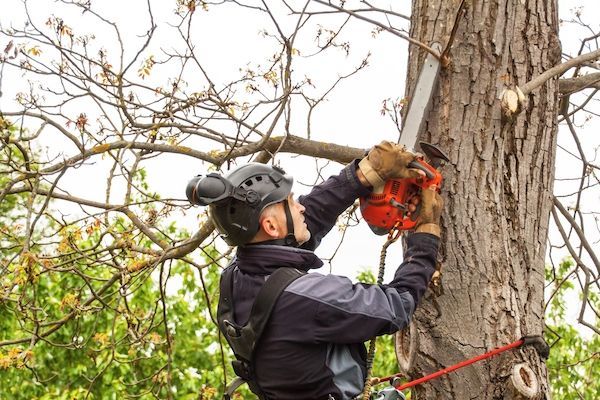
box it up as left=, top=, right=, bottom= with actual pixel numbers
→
left=408, top=160, right=435, bottom=179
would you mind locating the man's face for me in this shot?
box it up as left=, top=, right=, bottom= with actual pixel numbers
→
left=286, top=194, right=311, bottom=246
left=256, top=194, right=311, bottom=246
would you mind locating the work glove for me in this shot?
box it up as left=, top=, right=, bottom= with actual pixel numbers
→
left=414, top=185, right=443, bottom=237
left=358, top=141, right=423, bottom=188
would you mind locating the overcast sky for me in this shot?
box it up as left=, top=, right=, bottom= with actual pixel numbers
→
left=1, top=1, right=598, bottom=334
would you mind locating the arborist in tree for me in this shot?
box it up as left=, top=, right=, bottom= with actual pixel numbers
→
left=186, top=141, right=443, bottom=400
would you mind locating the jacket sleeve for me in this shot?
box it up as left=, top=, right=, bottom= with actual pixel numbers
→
left=298, top=160, right=372, bottom=251
left=285, top=232, right=439, bottom=344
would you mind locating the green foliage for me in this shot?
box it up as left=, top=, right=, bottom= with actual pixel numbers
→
left=0, top=141, right=242, bottom=399
left=0, top=245, right=237, bottom=399
left=545, top=259, right=599, bottom=400
left=0, top=242, right=240, bottom=399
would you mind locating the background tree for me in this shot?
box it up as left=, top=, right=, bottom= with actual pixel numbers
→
left=0, top=1, right=598, bottom=399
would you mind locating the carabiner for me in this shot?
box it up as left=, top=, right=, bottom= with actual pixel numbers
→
left=388, top=224, right=402, bottom=242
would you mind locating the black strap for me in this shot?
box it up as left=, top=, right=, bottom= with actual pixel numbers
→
left=282, top=199, right=299, bottom=247
left=217, top=266, right=235, bottom=341
left=225, top=267, right=305, bottom=360
left=246, top=267, right=303, bottom=346
left=217, top=266, right=305, bottom=399
left=521, top=335, right=550, bottom=359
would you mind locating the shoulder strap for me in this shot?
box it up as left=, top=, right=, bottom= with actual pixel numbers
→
left=226, top=267, right=305, bottom=361
left=245, top=267, right=304, bottom=349
left=218, top=266, right=305, bottom=400
left=217, top=265, right=235, bottom=331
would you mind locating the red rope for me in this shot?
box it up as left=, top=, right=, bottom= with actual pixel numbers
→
left=375, top=339, right=525, bottom=391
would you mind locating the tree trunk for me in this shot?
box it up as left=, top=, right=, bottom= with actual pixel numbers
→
left=395, top=1, right=560, bottom=398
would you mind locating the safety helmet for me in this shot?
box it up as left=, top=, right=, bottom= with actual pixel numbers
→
left=186, top=163, right=293, bottom=246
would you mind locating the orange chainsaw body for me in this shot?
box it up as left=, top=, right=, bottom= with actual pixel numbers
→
left=359, top=154, right=444, bottom=235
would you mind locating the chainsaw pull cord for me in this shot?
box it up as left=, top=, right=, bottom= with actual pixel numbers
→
left=360, top=227, right=401, bottom=400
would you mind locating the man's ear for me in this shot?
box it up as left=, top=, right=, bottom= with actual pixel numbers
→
left=258, top=215, right=280, bottom=239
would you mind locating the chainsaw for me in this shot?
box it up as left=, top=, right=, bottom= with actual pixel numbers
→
left=360, top=142, right=449, bottom=235
left=360, top=43, right=449, bottom=235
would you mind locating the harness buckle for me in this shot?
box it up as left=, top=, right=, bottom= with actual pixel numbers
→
left=224, top=377, right=245, bottom=400
left=223, top=319, right=241, bottom=338
left=232, top=359, right=254, bottom=381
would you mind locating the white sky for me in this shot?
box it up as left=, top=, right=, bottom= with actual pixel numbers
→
left=1, top=0, right=598, bottom=335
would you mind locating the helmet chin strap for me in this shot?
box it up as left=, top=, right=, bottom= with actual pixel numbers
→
left=282, top=199, right=299, bottom=247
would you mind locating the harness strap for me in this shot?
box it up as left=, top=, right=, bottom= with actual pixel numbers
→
left=217, top=265, right=306, bottom=399
left=226, top=267, right=305, bottom=360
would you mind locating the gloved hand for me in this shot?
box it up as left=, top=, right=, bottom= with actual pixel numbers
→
left=358, top=141, right=424, bottom=188
left=415, top=185, right=443, bottom=237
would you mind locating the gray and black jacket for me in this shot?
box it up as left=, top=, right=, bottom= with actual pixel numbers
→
left=223, top=161, right=440, bottom=400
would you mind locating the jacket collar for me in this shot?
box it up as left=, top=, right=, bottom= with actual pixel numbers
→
left=235, top=244, right=323, bottom=274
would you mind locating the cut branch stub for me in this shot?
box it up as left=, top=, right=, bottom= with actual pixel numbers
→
left=509, top=362, right=539, bottom=399
left=501, top=86, right=526, bottom=119
left=394, top=319, right=418, bottom=373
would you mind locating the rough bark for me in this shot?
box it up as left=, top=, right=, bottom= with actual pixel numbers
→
left=395, top=1, right=560, bottom=398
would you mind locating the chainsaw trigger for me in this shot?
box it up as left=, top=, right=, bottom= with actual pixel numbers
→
left=389, top=198, right=407, bottom=210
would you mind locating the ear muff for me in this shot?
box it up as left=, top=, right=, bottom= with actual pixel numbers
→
left=186, top=174, right=229, bottom=206
left=186, top=173, right=261, bottom=207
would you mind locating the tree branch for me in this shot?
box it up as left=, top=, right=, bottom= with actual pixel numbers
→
left=218, top=134, right=364, bottom=164
left=553, top=196, right=600, bottom=275
left=559, top=72, right=600, bottom=94
left=521, top=49, right=600, bottom=95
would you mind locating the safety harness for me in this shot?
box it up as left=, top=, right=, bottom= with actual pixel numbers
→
left=217, top=264, right=306, bottom=399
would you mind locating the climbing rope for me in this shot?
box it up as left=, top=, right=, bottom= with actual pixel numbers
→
left=360, top=228, right=402, bottom=400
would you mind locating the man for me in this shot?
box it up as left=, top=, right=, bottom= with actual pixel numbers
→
left=186, top=141, right=443, bottom=400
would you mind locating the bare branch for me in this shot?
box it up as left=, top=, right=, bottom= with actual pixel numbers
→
left=311, top=0, right=441, bottom=60
left=521, top=48, right=600, bottom=95
left=553, top=196, right=600, bottom=275
left=559, top=72, right=600, bottom=94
